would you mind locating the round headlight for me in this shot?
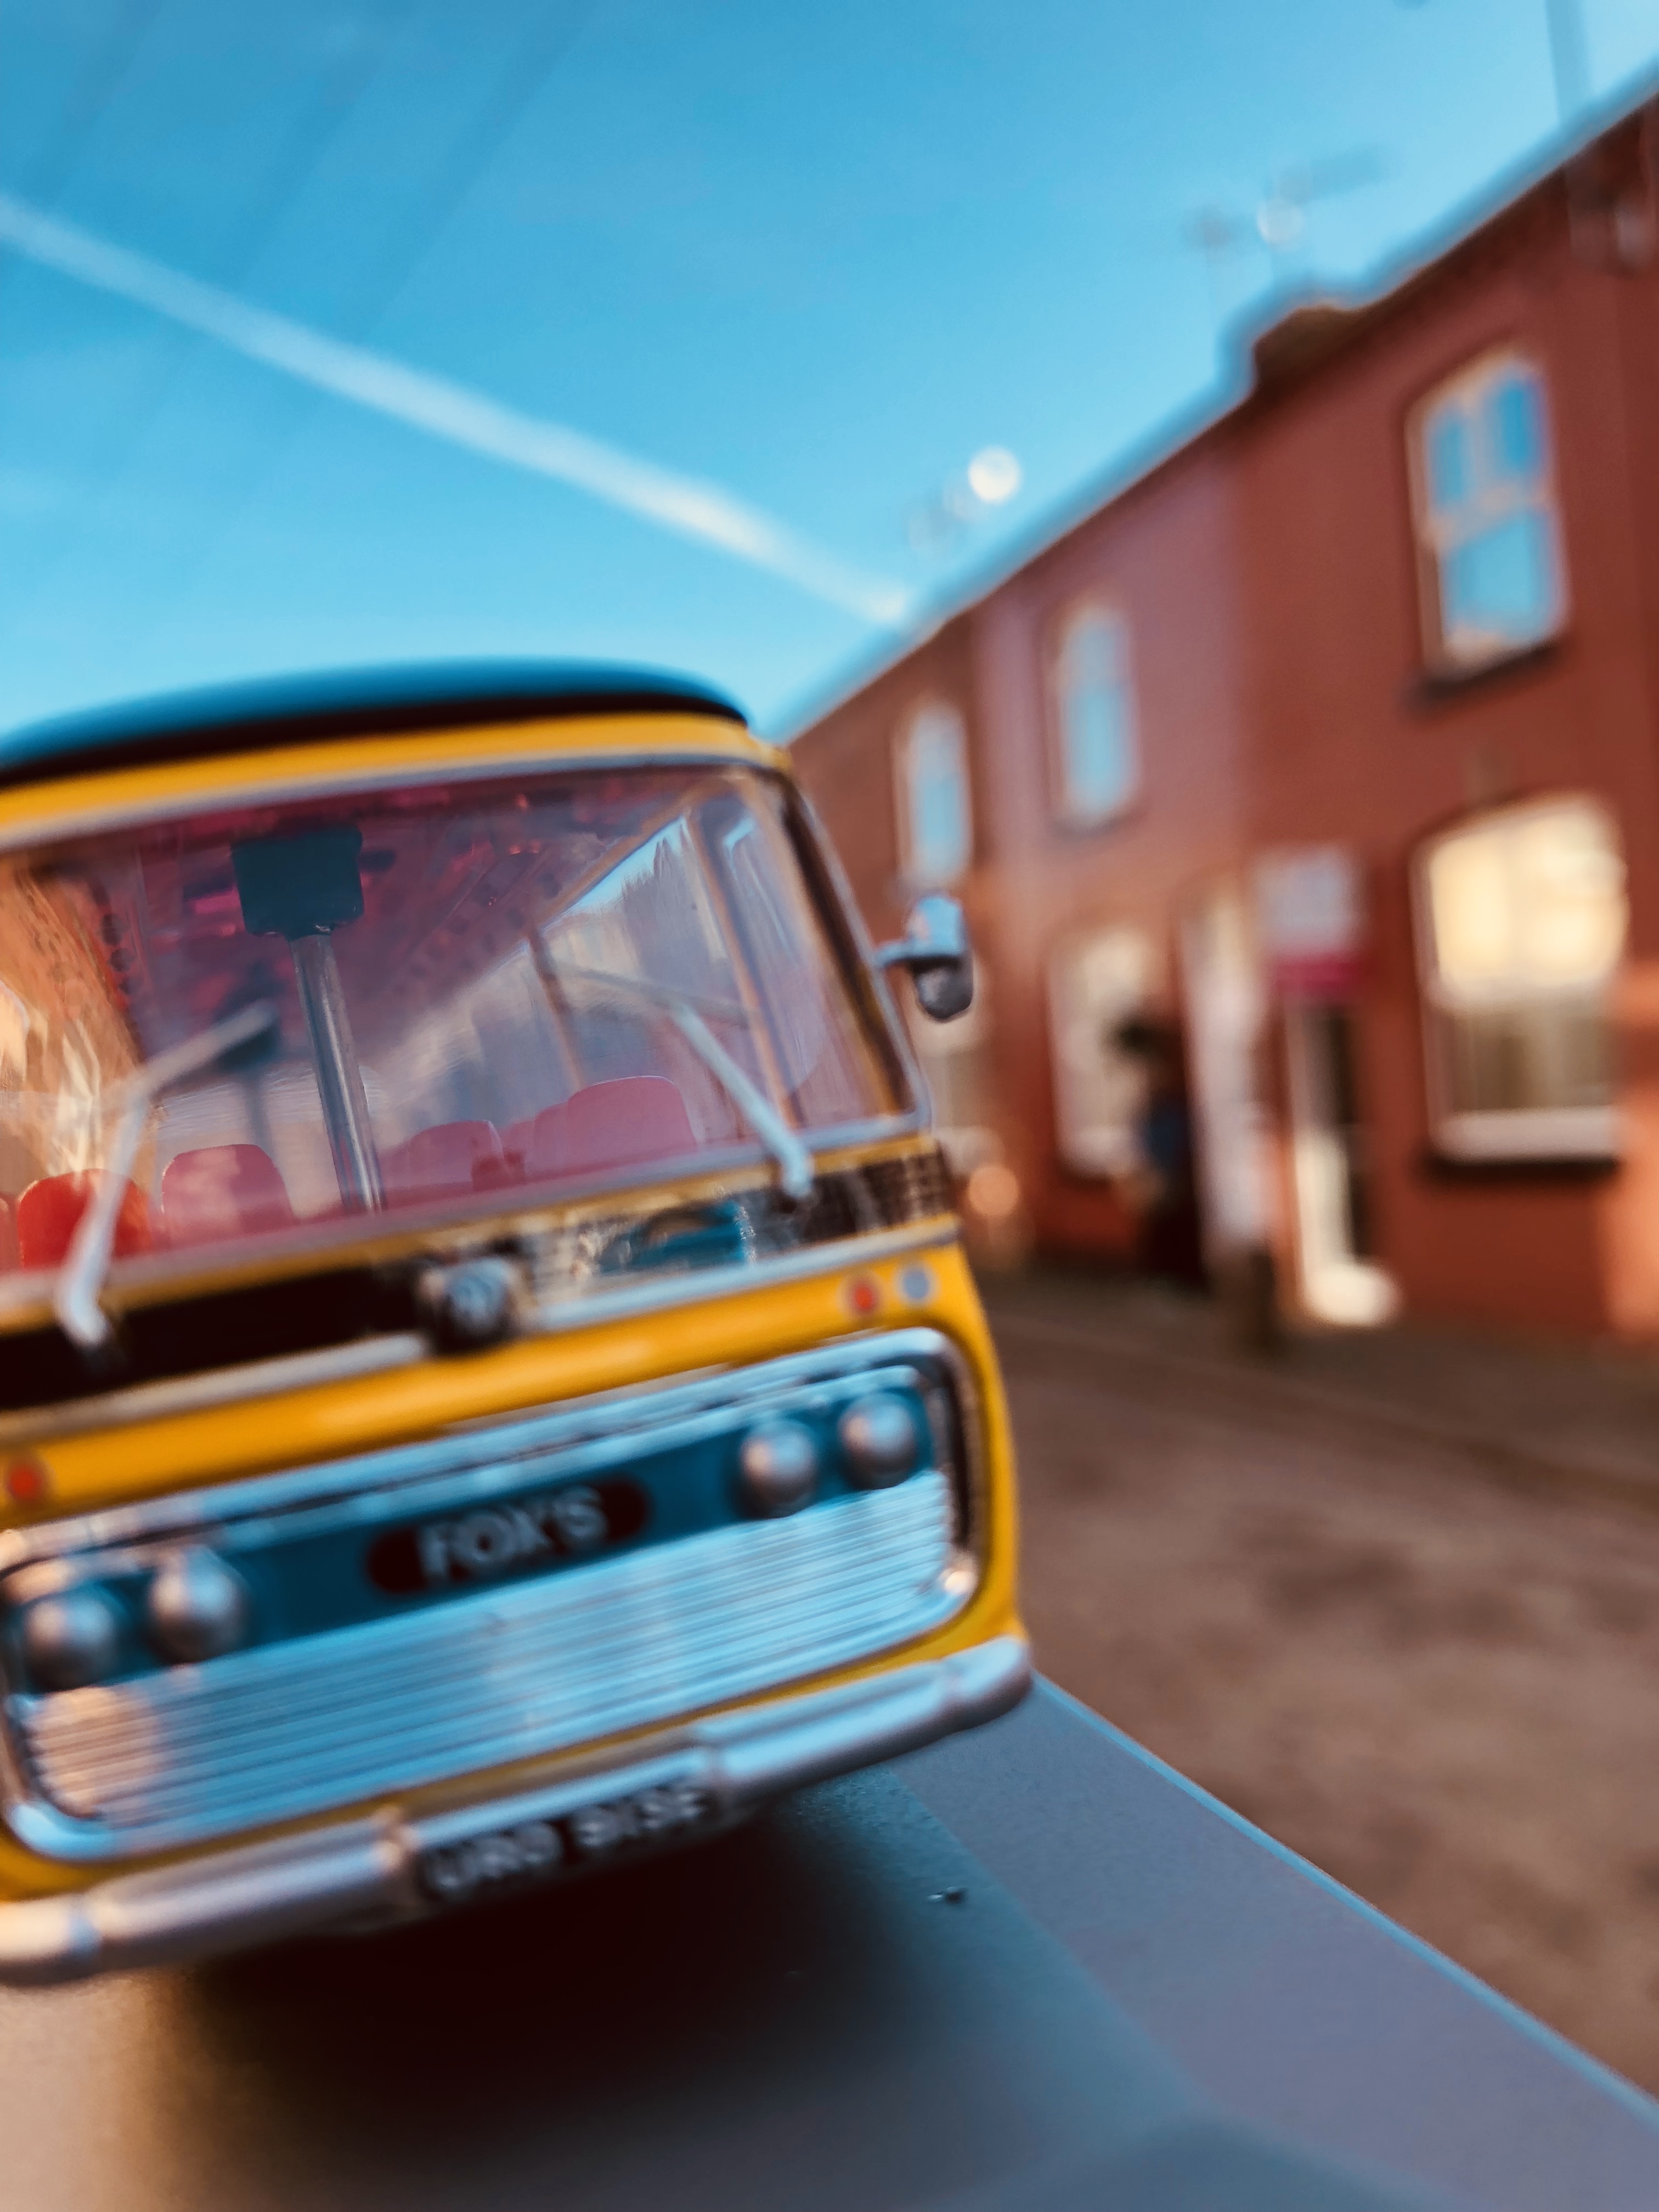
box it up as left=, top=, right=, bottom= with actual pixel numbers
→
left=21, top=1588, right=122, bottom=1691
left=145, top=1547, right=251, bottom=1663
left=737, top=1420, right=819, bottom=1517
left=838, top=1393, right=920, bottom=1488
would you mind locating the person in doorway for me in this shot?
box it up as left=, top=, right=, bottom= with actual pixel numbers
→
left=1111, top=1013, right=1205, bottom=1288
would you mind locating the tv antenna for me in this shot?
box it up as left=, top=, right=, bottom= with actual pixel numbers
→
left=905, top=445, right=1024, bottom=557
left=1185, top=149, right=1389, bottom=324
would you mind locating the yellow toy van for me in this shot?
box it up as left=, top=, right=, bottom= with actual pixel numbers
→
left=0, top=665, right=1026, bottom=1982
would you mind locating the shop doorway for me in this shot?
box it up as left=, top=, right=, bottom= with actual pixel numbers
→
left=1178, top=884, right=1283, bottom=1338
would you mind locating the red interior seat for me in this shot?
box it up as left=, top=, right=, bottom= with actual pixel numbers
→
left=161, top=1146, right=294, bottom=1244
left=18, top=1172, right=154, bottom=1270
left=382, top=1120, right=504, bottom=1202
left=527, top=1079, right=697, bottom=1182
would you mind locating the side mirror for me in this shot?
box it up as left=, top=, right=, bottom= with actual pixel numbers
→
left=875, top=893, right=974, bottom=1022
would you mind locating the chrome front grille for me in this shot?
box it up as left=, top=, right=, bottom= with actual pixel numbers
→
left=14, top=1474, right=958, bottom=1858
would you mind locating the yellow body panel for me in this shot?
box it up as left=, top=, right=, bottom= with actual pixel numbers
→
left=0, top=709, right=1022, bottom=1909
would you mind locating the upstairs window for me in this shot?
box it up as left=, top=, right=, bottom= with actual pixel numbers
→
left=1414, top=796, right=1626, bottom=1160
left=1411, top=354, right=1565, bottom=672
left=896, top=702, right=972, bottom=887
left=1049, top=603, right=1138, bottom=825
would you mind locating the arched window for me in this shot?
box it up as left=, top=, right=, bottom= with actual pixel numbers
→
left=1411, top=353, right=1565, bottom=671
left=1050, top=603, right=1137, bottom=826
left=896, top=703, right=972, bottom=887
left=1414, top=795, right=1626, bottom=1158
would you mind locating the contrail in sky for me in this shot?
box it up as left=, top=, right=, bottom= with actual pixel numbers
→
left=0, top=192, right=914, bottom=630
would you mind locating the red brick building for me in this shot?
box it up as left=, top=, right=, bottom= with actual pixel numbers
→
left=792, top=99, right=1659, bottom=1340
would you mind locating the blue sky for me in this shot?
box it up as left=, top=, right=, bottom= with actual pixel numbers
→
left=2, top=0, right=1658, bottom=738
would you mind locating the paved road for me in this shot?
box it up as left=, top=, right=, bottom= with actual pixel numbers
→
left=986, top=1273, right=1659, bottom=2096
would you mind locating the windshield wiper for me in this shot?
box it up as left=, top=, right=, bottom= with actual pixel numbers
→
left=538, top=954, right=814, bottom=1203
left=55, top=1002, right=280, bottom=1353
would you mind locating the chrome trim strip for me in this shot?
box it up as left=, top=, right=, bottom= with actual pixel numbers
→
left=0, top=1334, right=427, bottom=1452
left=0, top=1327, right=972, bottom=1568
left=807, top=1113, right=930, bottom=1153
left=7, top=1357, right=949, bottom=1602
left=0, top=1634, right=1030, bottom=1986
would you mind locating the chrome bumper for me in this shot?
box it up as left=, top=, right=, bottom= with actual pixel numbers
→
left=0, top=1633, right=1029, bottom=1987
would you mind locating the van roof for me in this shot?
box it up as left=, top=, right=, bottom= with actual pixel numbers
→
left=0, top=662, right=747, bottom=793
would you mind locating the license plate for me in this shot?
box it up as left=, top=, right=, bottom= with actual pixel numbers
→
left=417, top=1776, right=714, bottom=1906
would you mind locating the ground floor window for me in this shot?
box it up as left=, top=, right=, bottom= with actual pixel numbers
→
left=1046, top=927, right=1155, bottom=1176
left=1414, top=795, right=1626, bottom=1160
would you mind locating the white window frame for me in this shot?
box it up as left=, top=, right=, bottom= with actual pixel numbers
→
left=1412, top=795, right=1626, bottom=1162
left=1408, top=349, right=1566, bottom=674
left=894, top=701, right=973, bottom=888
left=1046, top=599, right=1139, bottom=828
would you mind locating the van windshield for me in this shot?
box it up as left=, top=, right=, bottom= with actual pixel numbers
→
left=0, top=761, right=907, bottom=1279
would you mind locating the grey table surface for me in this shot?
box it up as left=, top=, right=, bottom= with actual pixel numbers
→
left=0, top=1681, right=1655, bottom=2211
